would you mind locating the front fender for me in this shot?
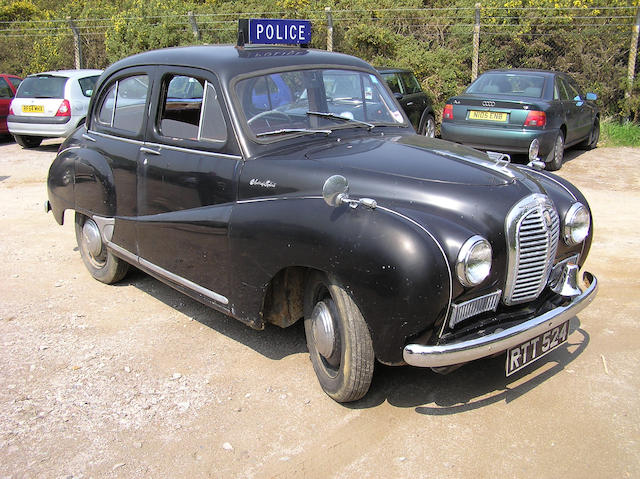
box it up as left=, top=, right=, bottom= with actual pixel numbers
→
left=228, top=197, right=453, bottom=364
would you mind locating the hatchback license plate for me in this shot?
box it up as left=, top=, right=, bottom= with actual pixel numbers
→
left=22, top=105, right=44, bottom=113
left=469, top=110, right=508, bottom=122
left=506, top=321, right=569, bottom=376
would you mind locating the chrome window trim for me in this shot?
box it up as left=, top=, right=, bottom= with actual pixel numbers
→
left=144, top=141, right=242, bottom=160
left=89, top=130, right=144, bottom=145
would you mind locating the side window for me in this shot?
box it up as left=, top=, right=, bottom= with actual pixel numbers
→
left=159, top=74, right=226, bottom=144
left=9, top=77, right=22, bottom=91
left=399, top=72, right=421, bottom=94
left=556, top=78, right=570, bottom=101
left=381, top=73, right=401, bottom=94
left=78, top=75, right=99, bottom=97
left=566, top=78, right=582, bottom=100
left=96, top=75, right=149, bottom=134
left=0, top=78, right=11, bottom=99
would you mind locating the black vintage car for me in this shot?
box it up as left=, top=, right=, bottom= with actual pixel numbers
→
left=46, top=39, right=597, bottom=402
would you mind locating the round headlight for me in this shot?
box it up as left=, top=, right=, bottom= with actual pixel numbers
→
left=563, top=203, right=590, bottom=245
left=456, top=235, right=492, bottom=287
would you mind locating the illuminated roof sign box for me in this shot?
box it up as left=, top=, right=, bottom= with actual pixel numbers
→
left=238, top=18, right=312, bottom=47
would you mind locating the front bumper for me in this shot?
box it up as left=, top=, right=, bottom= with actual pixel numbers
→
left=403, top=271, right=597, bottom=368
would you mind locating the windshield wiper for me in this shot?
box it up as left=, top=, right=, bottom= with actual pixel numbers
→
left=306, top=111, right=375, bottom=130
left=256, top=128, right=332, bottom=138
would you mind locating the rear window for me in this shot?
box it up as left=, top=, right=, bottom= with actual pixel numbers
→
left=16, top=75, right=67, bottom=99
left=467, top=73, right=545, bottom=98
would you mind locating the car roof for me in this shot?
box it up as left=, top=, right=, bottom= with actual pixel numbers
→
left=375, top=67, right=412, bottom=74
left=27, top=69, right=103, bottom=79
left=480, top=69, right=558, bottom=77
left=101, top=45, right=375, bottom=84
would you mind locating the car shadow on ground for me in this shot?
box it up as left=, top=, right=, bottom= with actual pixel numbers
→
left=108, top=267, right=589, bottom=413
left=114, top=267, right=308, bottom=361
left=351, top=318, right=589, bottom=412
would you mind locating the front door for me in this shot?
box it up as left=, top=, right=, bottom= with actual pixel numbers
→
left=136, top=67, right=241, bottom=308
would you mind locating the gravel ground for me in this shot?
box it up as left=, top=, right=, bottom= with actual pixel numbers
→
left=0, top=138, right=638, bottom=478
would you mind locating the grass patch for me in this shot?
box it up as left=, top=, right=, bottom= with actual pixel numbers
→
left=600, top=119, right=640, bottom=147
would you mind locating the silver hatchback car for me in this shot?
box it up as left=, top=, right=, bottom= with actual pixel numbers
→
left=8, top=69, right=102, bottom=148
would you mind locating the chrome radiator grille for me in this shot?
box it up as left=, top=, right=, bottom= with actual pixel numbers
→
left=504, top=195, right=559, bottom=305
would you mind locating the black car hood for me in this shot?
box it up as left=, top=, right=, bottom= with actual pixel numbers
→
left=304, top=134, right=518, bottom=186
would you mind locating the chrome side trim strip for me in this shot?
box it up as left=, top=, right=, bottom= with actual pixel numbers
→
left=106, top=239, right=229, bottom=306
left=376, top=205, right=453, bottom=326
left=236, top=195, right=322, bottom=204
left=144, top=142, right=242, bottom=160
left=403, top=271, right=597, bottom=368
left=89, top=130, right=145, bottom=146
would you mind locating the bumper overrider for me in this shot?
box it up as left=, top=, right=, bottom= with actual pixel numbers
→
left=403, top=270, right=598, bottom=368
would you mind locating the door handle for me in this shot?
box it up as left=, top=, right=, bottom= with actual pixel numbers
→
left=140, top=146, right=161, bottom=155
left=406, top=102, right=414, bottom=106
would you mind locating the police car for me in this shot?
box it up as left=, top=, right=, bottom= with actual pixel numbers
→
left=46, top=19, right=598, bottom=402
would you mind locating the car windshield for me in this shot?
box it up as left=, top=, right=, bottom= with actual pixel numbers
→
left=235, top=68, right=405, bottom=138
left=467, top=73, right=546, bottom=98
left=16, top=75, right=67, bottom=99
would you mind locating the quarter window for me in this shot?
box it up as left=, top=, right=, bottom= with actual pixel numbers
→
left=96, top=75, right=149, bottom=134
left=159, top=74, right=227, bottom=143
left=0, top=78, right=11, bottom=99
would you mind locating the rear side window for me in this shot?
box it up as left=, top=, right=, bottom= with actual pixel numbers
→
left=0, top=78, right=11, bottom=99
left=16, top=76, right=67, bottom=99
left=8, top=77, right=21, bottom=90
left=78, top=76, right=99, bottom=97
left=96, top=75, right=149, bottom=134
left=158, top=74, right=227, bottom=143
left=399, top=72, right=421, bottom=94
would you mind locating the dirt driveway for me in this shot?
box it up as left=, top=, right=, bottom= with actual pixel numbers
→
left=1, top=138, right=638, bottom=478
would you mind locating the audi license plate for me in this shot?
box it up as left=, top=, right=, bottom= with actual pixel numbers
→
left=22, top=105, right=44, bottom=113
left=469, top=110, right=508, bottom=122
left=505, top=321, right=569, bottom=376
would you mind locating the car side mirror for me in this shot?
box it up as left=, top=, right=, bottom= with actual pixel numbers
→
left=586, top=92, right=597, bottom=101
left=323, top=175, right=349, bottom=207
left=394, top=92, right=403, bottom=100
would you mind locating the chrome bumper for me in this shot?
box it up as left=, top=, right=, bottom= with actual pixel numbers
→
left=403, top=271, right=598, bottom=368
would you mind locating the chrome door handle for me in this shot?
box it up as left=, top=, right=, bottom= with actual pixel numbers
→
left=406, top=102, right=414, bottom=106
left=140, top=146, right=161, bottom=155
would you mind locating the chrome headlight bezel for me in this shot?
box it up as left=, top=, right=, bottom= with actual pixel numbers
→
left=563, top=203, right=590, bottom=245
left=456, top=235, right=492, bottom=287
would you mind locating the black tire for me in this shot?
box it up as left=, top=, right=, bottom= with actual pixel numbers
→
left=74, top=212, right=128, bottom=284
left=545, top=131, right=565, bottom=171
left=420, top=113, right=436, bottom=138
left=303, top=272, right=375, bottom=402
left=580, top=118, right=600, bottom=150
left=13, top=134, right=43, bottom=149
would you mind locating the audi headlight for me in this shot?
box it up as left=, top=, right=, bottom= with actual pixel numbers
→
left=456, top=235, right=492, bottom=287
left=563, top=203, right=590, bottom=245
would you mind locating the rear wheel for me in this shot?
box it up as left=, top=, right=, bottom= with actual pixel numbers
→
left=421, top=114, right=436, bottom=138
left=13, top=134, right=43, bottom=149
left=545, top=131, right=565, bottom=171
left=74, top=213, right=128, bottom=284
left=304, top=272, right=374, bottom=402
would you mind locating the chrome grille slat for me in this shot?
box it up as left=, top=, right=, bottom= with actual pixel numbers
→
left=504, top=194, right=560, bottom=305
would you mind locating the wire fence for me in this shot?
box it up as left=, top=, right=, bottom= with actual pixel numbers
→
left=1, top=5, right=638, bottom=118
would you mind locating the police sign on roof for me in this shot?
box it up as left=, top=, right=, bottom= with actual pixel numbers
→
left=240, top=18, right=312, bottom=45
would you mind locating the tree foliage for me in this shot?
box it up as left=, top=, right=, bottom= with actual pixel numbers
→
left=0, top=0, right=638, bottom=118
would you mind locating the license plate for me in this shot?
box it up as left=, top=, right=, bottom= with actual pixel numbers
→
left=469, top=110, right=508, bottom=122
left=506, top=321, right=569, bottom=376
left=22, top=105, right=44, bottom=113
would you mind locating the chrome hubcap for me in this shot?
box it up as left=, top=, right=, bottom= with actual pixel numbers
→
left=555, top=136, right=564, bottom=162
left=82, top=219, right=103, bottom=258
left=311, top=301, right=336, bottom=359
left=425, top=119, right=435, bottom=138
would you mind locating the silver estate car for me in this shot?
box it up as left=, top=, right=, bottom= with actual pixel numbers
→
left=8, top=69, right=102, bottom=148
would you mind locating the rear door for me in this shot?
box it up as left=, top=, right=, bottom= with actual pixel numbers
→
left=398, top=71, right=427, bottom=131
left=135, top=67, right=241, bottom=308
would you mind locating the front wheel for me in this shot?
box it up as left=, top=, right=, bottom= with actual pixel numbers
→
left=74, top=213, right=128, bottom=284
left=13, top=134, right=43, bottom=148
left=304, top=272, right=375, bottom=402
left=545, top=131, right=565, bottom=171
left=580, top=118, right=600, bottom=150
